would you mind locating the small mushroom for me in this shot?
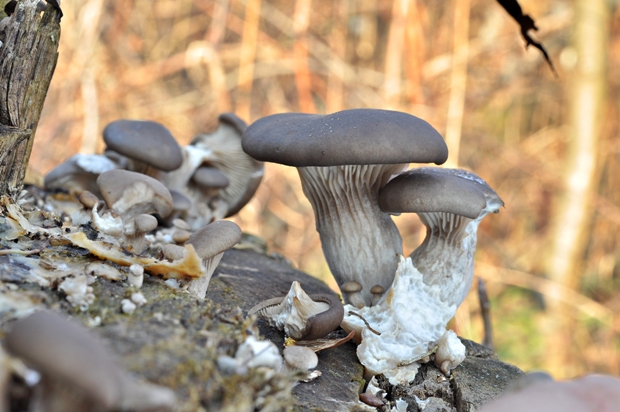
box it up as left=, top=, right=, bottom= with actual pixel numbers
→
left=44, top=154, right=121, bottom=196
left=379, top=167, right=503, bottom=307
left=184, top=220, right=242, bottom=298
left=190, top=113, right=265, bottom=218
left=127, top=263, right=144, bottom=288
left=340, top=281, right=364, bottom=309
left=281, top=346, right=318, bottom=376
left=123, top=214, right=158, bottom=253
left=249, top=281, right=344, bottom=340
left=102, top=119, right=184, bottom=177
left=369, top=285, right=385, bottom=307
left=191, top=166, right=229, bottom=189
left=97, top=169, right=174, bottom=221
left=4, top=311, right=176, bottom=411
left=242, top=109, right=448, bottom=306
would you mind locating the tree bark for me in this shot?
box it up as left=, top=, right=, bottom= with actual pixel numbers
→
left=543, top=0, right=609, bottom=377
left=0, top=0, right=61, bottom=196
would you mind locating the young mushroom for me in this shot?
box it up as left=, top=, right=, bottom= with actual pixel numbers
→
left=339, top=168, right=503, bottom=384
left=248, top=281, right=344, bottom=340
left=184, top=220, right=242, bottom=299
left=242, top=109, right=448, bottom=306
left=44, top=154, right=122, bottom=196
left=95, top=169, right=173, bottom=251
left=102, top=119, right=184, bottom=178
left=4, top=311, right=176, bottom=411
left=378, top=167, right=503, bottom=308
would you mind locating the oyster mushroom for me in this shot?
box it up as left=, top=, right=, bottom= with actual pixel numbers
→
left=94, top=169, right=173, bottom=250
left=190, top=113, right=265, bottom=217
left=44, top=154, right=122, bottom=196
left=159, top=113, right=264, bottom=228
left=185, top=220, right=242, bottom=299
left=379, top=167, right=503, bottom=307
left=4, top=311, right=176, bottom=411
left=242, top=109, right=448, bottom=306
left=248, top=281, right=344, bottom=340
left=102, top=119, right=184, bottom=177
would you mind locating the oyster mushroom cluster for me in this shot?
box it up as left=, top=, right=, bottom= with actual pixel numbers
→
left=241, top=108, right=503, bottom=384
left=45, top=113, right=263, bottom=230
left=39, top=113, right=258, bottom=300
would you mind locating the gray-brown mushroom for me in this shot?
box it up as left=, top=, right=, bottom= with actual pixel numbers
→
left=378, top=167, right=503, bottom=307
left=103, top=119, right=184, bottom=176
left=242, top=109, right=448, bottom=306
left=4, top=311, right=176, bottom=411
left=185, top=220, right=242, bottom=298
left=248, top=281, right=344, bottom=340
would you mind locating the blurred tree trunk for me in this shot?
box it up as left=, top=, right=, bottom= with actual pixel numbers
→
left=0, top=0, right=60, bottom=196
left=543, top=0, right=609, bottom=377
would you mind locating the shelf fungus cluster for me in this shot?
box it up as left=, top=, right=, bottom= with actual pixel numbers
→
left=242, top=108, right=503, bottom=384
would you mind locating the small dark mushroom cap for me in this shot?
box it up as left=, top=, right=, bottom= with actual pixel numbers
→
left=340, top=281, right=362, bottom=293
left=378, top=167, right=494, bottom=219
left=191, top=167, right=230, bottom=189
left=370, top=285, right=385, bottom=295
left=241, top=109, right=448, bottom=167
left=103, top=120, right=183, bottom=171
left=218, top=112, right=247, bottom=135
left=186, top=220, right=242, bottom=259
left=5, top=311, right=123, bottom=409
left=169, top=189, right=192, bottom=212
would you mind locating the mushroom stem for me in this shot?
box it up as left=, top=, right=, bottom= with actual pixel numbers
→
left=410, top=212, right=473, bottom=307
left=298, top=164, right=405, bottom=306
left=187, top=251, right=224, bottom=299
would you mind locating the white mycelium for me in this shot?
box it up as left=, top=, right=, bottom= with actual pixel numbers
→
left=341, top=256, right=465, bottom=385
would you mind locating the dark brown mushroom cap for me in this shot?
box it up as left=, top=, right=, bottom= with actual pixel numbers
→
left=191, top=167, right=230, bottom=189
left=103, top=120, right=183, bottom=171
left=302, top=294, right=345, bottom=340
left=97, top=169, right=174, bottom=219
left=4, top=311, right=123, bottom=409
left=218, top=112, right=247, bottom=135
left=186, top=220, right=242, bottom=259
left=378, top=167, right=492, bottom=219
left=241, top=109, right=448, bottom=167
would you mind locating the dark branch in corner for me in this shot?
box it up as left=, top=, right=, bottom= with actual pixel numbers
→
left=496, top=0, right=557, bottom=77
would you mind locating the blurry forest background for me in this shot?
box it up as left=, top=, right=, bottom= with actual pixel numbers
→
left=5, top=0, right=620, bottom=380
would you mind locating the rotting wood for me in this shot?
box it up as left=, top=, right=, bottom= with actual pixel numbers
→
left=0, top=0, right=61, bottom=196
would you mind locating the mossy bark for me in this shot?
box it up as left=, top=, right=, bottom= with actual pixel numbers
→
left=0, top=0, right=61, bottom=196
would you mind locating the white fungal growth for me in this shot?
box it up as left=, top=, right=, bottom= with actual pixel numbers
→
left=235, top=336, right=282, bottom=370
left=91, top=203, right=123, bottom=237
left=130, top=292, right=147, bottom=307
left=341, top=256, right=464, bottom=385
left=128, top=264, right=144, bottom=288
left=121, top=299, right=137, bottom=314
left=58, top=275, right=95, bottom=311
left=434, top=330, right=466, bottom=375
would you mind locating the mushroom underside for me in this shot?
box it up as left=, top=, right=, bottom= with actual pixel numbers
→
left=298, top=164, right=405, bottom=306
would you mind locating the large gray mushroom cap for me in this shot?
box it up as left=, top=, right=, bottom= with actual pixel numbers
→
left=186, top=220, right=242, bottom=259
left=378, top=167, right=502, bottom=218
left=241, top=109, right=448, bottom=167
left=103, top=119, right=183, bottom=172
